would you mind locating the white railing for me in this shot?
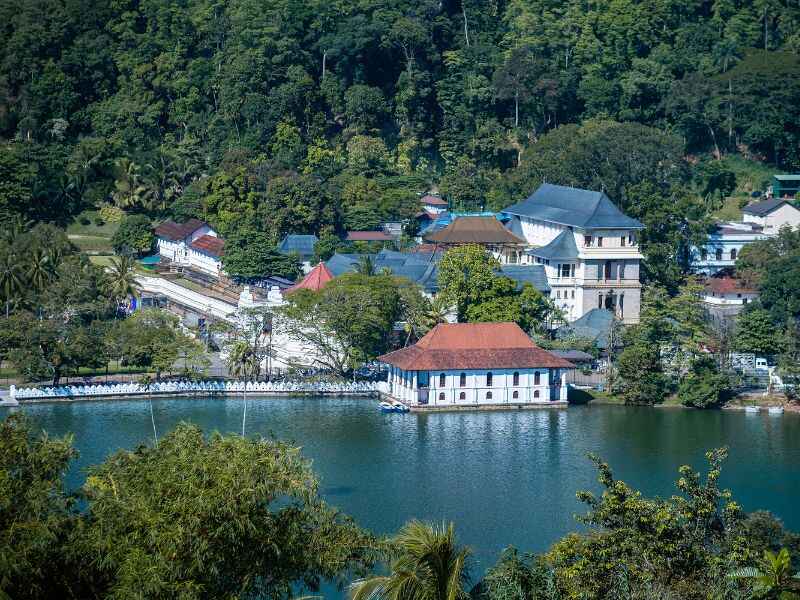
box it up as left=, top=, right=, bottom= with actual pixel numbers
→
left=10, top=380, right=380, bottom=400
left=137, top=276, right=239, bottom=322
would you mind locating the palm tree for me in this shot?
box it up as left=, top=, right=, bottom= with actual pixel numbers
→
left=356, top=255, right=376, bottom=276
left=729, top=548, right=800, bottom=599
left=0, top=251, right=24, bottom=317
left=106, top=255, right=140, bottom=304
left=350, top=521, right=471, bottom=600
left=27, top=247, right=53, bottom=292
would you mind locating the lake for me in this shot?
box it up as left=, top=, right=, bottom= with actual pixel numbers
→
left=3, top=397, right=800, bottom=585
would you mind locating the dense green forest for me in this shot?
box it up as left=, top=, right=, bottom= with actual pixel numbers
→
left=2, top=0, right=800, bottom=291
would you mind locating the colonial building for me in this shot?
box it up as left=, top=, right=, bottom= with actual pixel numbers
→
left=378, top=322, right=574, bottom=409
left=742, top=198, right=800, bottom=234
left=154, top=219, right=224, bottom=277
left=702, top=276, right=759, bottom=321
left=691, top=222, right=769, bottom=275
left=501, top=184, right=644, bottom=324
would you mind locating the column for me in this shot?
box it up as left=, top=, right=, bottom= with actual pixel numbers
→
left=560, top=371, right=568, bottom=401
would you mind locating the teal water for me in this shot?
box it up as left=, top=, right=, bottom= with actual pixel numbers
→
left=3, top=398, right=800, bottom=583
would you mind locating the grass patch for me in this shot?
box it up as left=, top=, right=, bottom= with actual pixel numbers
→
left=66, top=209, right=121, bottom=237
left=713, top=196, right=747, bottom=222
left=88, top=255, right=116, bottom=268
left=69, top=234, right=113, bottom=253
left=718, top=155, right=775, bottom=196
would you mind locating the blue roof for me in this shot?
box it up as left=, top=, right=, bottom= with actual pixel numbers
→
left=556, top=308, right=615, bottom=349
left=278, top=234, right=318, bottom=258
left=325, top=250, right=442, bottom=293
left=499, top=265, right=550, bottom=293
left=527, top=230, right=579, bottom=260
left=502, top=184, right=644, bottom=230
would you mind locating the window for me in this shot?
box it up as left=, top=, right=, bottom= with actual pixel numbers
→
left=597, top=236, right=603, bottom=247
left=439, top=392, right=445, bottom=401
left=556, top=290, right=561, bottom=299
left=534, top=390, right=540, bottom=399
left=621, top=236, right=626, bottom=247
left=619, top=263, right=625, bottom=280
left=513, top=372, right=520, bottom=386
left=486, top=391, right=492, bottom=400
left=584, top=235, right=592, bottom=247
left=439, top=373, right=446, bottom=387
left=571, top=290, right=575, bottom=299
left=715, top=248, right=723, bottom=261
left=730, top=248, right=737, bottom=260
left=459, top=373, right=466, bottom=387
left=604, top=261, right=612, bottom=280
left=534, top=372, right=541, bottom=385
left=560, top=263, right=572, bottom=278
left=486, top=372, right=493, bottom=386
left=459, top=391, right=466, bottom=400
left=701, top=248, right=708, bottom=261
left=512, top=391, right=519, bottom=399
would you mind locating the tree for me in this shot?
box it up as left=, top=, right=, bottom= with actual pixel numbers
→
left=678, top=356, right=732, bottom=409
left=614, top=332, right=667, bottom=405
left=472, top=547, right=557, bottom=600
left=112, top=214, right=154, bottom=256
left=75, top=424, right=376, bottom=600
left=0, top=250, right=24, bottom=317
left=278, top=274, right=405, bottom=376
left=222, top=229, right=302, bottom=281
left=734, top=307, right=778, bottom=355
left=438, top=245, right=501, bottom=321
left=729, top=548, right=800, bottom=599
left=105, top=255, right=140, bottom=304
left=0, top=414, right=79, bottom=599
left=351, top=520, right=471, bottom=600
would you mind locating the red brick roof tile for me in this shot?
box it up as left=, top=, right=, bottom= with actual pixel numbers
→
left=284, top=262, right=333, bottom=294
left=379, top=322, right=574, bottom=370
left=154, top=218, right=207, bottom=241
left=189, top=234, right=224, bottom=257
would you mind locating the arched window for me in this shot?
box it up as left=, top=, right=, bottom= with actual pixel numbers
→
left=439, top=373, right=446, bottom=387
left=715, top=248, right=723, bottom=261
left=730, top=248, right=737, bottom=260
left=486, top=391, right=492, bottom=400
left=438, top=392, right=445, bottom=401
left=486, top=372, right=493, bottom=386
left=459, top=391, right=466, bottom=401
left=512, top=372, right=520, bottom=386
left=459, top=373, right=466, bottom=387
left=534, top=390, right=540, bottom=399
left=512, top=390, right=519, bottom=400
left=534, top=372, right=541, bottom=385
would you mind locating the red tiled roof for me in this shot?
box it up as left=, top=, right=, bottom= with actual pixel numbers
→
left=705, top=277, right=757, bottom=295
left=346, top=231, right=396, bottom=242
left=421, top=194, right=448, bottom=206
left=378, top=322, right=575, bottom=370
left=424, top=216, right=526, bottom=245
left=189, top=234, right=224, bottom=257
left=415, top=209, right=437, bottom=220
left=154, top=218, right=207, bottom=241
left=284, top=262, right=333, bottom=294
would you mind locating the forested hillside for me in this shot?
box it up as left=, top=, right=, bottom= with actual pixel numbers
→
left=2, top=0, right=800, bottom=288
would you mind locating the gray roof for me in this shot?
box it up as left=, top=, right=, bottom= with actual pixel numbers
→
left=774, top=174, right=800, bottom=181
left=551, top=350, right=594, bottom=362
left=526, top=230, right=579, bottom=260
left=741, top=197, right=792, bottom=216
left=278, top=234, right=318, bottom=258
left=325, top=251, right=441, bottom=293
left=556, top=309, right=615, bottom=350
left=502, top=184, right=644, bottom=230
left=499, top=265, right=550, bottom=293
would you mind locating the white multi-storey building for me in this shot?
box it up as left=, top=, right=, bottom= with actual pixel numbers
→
left=154, top=219, right=225, bottom=277
left=501, top=184, right=644, bottom=324
left=379, top=322, right=574, bottom=410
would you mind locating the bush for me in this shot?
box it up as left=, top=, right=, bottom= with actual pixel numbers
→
left=99, top=204, right=124, bottom=223
left=93, top=216, right=105, bottom=226
left=678, top=356, right=732, bottom=409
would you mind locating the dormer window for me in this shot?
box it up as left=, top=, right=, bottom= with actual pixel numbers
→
left=584, top=235, right=592, bottom=247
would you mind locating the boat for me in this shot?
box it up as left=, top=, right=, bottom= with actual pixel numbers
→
left=390, top=400, right=410, bottom=413
left=378, top=400, right=410, bottom=413
left=768, top=406, right=784, bottom=415
left=379, top=401, right=396, bottom=413
left=744, top=406, right=760, bottom=414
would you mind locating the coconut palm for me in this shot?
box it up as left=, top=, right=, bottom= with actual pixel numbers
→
left=225, top=340, right=260, bottom=380
left=0, top=251, right=24, bottom=317
left=106, top=255, right=140, bottom=303
left=350, top=520, right=471, bottom=600
left=27, top=247, right=53, bottom=292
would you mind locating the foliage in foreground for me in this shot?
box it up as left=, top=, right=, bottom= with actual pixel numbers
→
left=0, top=415, right=375, bottom=600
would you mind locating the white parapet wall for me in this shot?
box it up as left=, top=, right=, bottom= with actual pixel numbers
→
left=11, top=380, right=380, bottom=401
left=137, top=276, right=239, bottom=322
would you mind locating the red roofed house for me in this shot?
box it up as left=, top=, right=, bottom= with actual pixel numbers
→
left=421, top=193, right=448, bottom=214
left=154, top=219, right=224, bottom=276
left=284, top=262, right=333, bottom=294
left=702, top=276, right=759, bottom=319
left=378, top=322, right=574, bottom=409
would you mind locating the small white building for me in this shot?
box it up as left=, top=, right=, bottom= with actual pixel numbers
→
left=421, top=193, right=448, bottom=214
left=155, top=219, right=224, bottom=277
left=378, top=322, right=574, bottom=410
left=742, top=198, right=800, bottom=234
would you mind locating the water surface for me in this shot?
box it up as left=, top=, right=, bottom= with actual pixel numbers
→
left=4, top=398, right=799, bottom=578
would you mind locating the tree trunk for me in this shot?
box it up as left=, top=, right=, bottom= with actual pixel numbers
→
left=462, top=2, right=470, bottom=47
left=514, top=92, right=519, bottom=128
left=322, top=49, right=327, bottom=80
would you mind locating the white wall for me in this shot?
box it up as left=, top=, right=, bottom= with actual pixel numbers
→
left=765, top=204, right=800, bottom=233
